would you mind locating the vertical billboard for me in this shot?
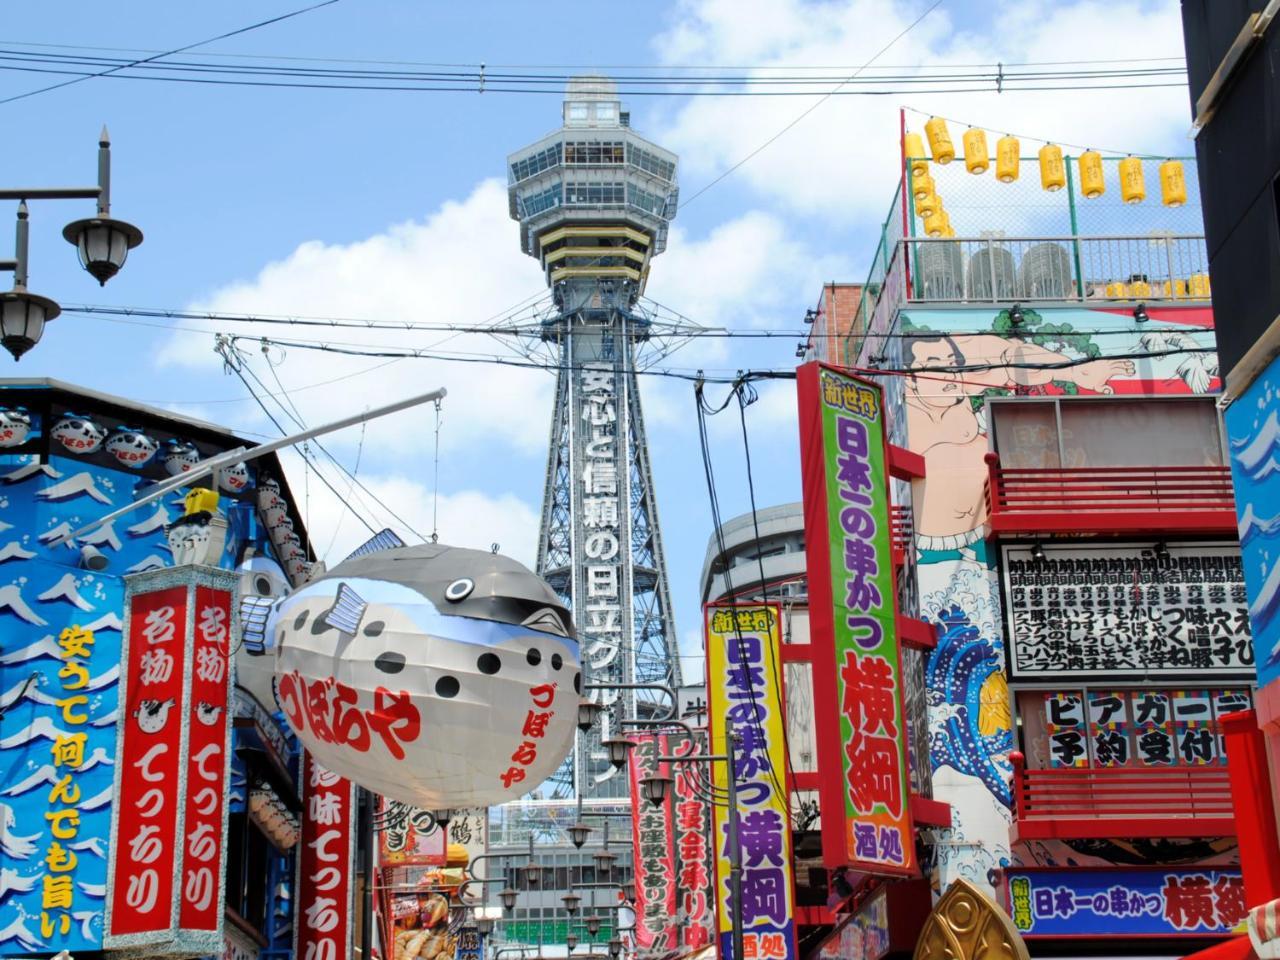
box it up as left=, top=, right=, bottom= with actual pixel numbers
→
left=671, top=735, right=714, bottom=951
left=705, top=602, right=796, bottom=960
left=628, top=732, right=676, bottom=952
left=296, top=752, right=357, bottom=960
left=105, top=567, right=237, bottom=956
left=796, top=362, right=915, bottom=876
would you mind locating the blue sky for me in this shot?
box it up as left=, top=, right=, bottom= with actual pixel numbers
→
left=0, top=0, right=1193, bottom=671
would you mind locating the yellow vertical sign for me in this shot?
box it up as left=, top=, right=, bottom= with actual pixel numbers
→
left=705, top=603, right=796, bottom=960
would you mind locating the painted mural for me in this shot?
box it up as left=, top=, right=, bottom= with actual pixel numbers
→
left=0, top=395, right=290, bottom=958
left=893, top=305, right=1221, bottom=893
left=1225, top=354, right=1280, bottom=690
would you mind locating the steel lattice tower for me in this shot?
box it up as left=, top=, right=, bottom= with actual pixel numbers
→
left=509, top=77, right=682, bottom=798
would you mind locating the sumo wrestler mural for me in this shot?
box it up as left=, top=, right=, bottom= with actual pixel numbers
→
left=894, top=305, right=1223, bottom=889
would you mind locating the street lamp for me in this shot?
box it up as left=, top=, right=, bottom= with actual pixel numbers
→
left=567, top=822, right=592, bottom=849
left=499, top=888, right=519, bottom=912
left=562, top=892, right=581, bottom=916
left=577, top=699, right=606, bottom=732
left=584, top=916, right=602, bottom=937
left=0, top=128, right=143, bottom=360
left=432, top=808, right=452, bottom=830
left=639, top=775, right=672, bottom=807
left=607, top=939, right=622, bottom=960
left=475, top=917, right=495, bottom=937
left=566, top=933, right=578, bottom=952
left=601, top=737, right=635, bottom=770
left=620, top=881, right=635, bottom=902
left=522, top=862, right=542, bottom=888
left=592, top=850, right=617, bottom=874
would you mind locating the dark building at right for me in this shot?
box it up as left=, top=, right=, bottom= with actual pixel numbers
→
left=1181, top=2, right=1280, bottom=952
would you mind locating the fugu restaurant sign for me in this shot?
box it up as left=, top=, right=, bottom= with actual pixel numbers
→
left=104, top=567, right=237, bottom=956
left=796, top=363, right=915, bottom=877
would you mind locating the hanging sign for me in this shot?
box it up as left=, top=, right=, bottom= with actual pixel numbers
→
left=628, top=733, right=677, bottom=951
left=705, top=602, right=797, bottom=960
left=672, top=735, right=714, bottom=951
left=296, top=752, right=357, bottom=960
left=105, top=567, right=238, bottom=956
left=796, top=363, right=915, bottom=876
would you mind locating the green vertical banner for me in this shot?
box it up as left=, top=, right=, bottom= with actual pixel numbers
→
left=796, top=362, right=916, bottom=876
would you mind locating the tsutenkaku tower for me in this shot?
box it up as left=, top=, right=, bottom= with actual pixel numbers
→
left=509, top=77, right=682, bottom=798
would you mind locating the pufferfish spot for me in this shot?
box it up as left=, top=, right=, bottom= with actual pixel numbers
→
left=477, top=653, right=501, bottom=675
left=435, top=675, right=460, bottom=698
left=375, top=652, right=406, bottom=674
left=526, top=648, right=541, bottom=666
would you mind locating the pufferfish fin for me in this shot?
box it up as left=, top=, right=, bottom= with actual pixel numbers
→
left=344, top=528, right=405, bottom=561
left=978, top=669, right=1012, bottom=737
left=238, top=594, right=275, bottom=655
left=320, top=582, right=368, bottom=635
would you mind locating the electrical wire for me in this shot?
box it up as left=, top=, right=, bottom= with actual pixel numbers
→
left=0, top=0, right=342, bottom=106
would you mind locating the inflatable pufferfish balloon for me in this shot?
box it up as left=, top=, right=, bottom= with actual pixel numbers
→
left=269, top=535, right=579, bottom=809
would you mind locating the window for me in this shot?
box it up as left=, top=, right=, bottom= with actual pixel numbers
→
left=568, top=102, right=589, bottom=121
left=564, top=141, right=625, bottom=165
left=519, top=181, right=562, bottom=217
left=626, top=182, right=667, bottom=216
left=564, top=181, right=625, bottom=206
left=510, top=144, right=562, bottom=183
left=625, top=143, right=676, bottom=181
left=595, top=102, right=617, bottom=122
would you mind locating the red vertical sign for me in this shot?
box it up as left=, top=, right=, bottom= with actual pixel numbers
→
left=297, top=751, right=356, bottom=960
left=629, top=733, right=677, bottom=951
left=179, top=585, right=234, bottom=930
left=671, top=736, right=713, bottom=951
left=109, top=586, right=189, bottom=938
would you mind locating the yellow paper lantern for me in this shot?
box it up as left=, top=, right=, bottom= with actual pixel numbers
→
left=1188, top=273, right=1211, bottom=297
left=995, top=135, right=1020, bottom=183
left=1078, top=150, right=1105, bottom=199
left=1129, top=277, right=1152, bottom=298
left=1160, top=159, right=1187, bottom=207
left=913, top=172, right=936, bottom=203
left=915, top=190, right=940, bottom=218
left=904, top=131, right=928, bottom=178
left=923, top=208, right=950, bottom=238
left=1161, top=279, right=1188, bottom=299
left=962, top=128, right=989, bottom=174
left=925, top=116, right=955, bottom=165
left=1039, top=144, right=1066, bottom=192
left=941, top=225, right=957, bottom=238
left=1119, top=156, right=1146, bottom=204
left=1105, top=281, right=1129, bottom=298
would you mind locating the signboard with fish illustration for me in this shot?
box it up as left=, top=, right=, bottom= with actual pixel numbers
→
left=1225, top=355, right=1280, bottom=690
left=0, top=383, right=305, bottom=958
left=271, top=538, right=579, bottom=808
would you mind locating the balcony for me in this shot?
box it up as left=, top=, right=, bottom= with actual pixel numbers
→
left=1009, top=752, right=1236, bottom=842
left=983, top=453, right=1237, bottom=537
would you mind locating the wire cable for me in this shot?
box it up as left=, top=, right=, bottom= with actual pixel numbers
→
left=0, top=0, right=342, bottom=106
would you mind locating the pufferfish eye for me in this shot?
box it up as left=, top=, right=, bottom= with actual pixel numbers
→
left=444, top=577, right=475, bottom=602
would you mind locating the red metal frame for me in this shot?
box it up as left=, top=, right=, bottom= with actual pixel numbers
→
left=1221, top=710, right=1280, bottom=905
left=983, top=453, right=1237, bottom=536
left=1008, top=751, right=1236, bottom=841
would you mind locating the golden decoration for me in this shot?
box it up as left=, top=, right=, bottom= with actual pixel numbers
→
left=914, top=878, right=1030, bottom=960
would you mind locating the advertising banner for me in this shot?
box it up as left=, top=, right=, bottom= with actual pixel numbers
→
left=705, top=602, right=797, bottom=960
left=179, top=585, right=235, bottom=932
left=1006, top=868, right=1247, bottom=937
left=796, top=363, right=915, bottom=876
left=296, top=752, right=357, bottom=960
left=106, top=583, right=190, bottom=946
left=1001, top=543, right=1252, bottom=678
left=379, top=799, right=448, bottom=866
left=628, top=732, right=676, bottom=951
left=671, top=735, right=714, bottom=951
left=105, top=568, right=238, bottom=956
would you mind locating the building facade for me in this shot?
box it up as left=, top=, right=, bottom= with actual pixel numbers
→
left=0, top=380, right=312, bottom=960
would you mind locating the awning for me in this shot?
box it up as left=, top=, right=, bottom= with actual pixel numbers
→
left=1181, top=936, right=1258, bottom=960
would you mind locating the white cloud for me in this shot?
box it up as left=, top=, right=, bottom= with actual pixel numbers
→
left=279, top=447, right=540, bottom=569
left=652, top=0, right=1190, bottom=220
left=158, top=179, right=556, bottom=460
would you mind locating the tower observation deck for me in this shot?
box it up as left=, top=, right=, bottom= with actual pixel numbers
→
left=508, top=77, right=682, bottom=798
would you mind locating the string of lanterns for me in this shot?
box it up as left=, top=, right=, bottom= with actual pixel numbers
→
left=249, top=780, right=301, bottom=850
left=905, top=117, right=1188, bottom=239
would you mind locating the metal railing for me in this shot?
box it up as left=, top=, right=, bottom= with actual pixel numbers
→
left=905, top=234, right=1210, bottom=304
left=983, top=454, right=1237, bottom=534
left=1010, top=751, right=1235, bottom=839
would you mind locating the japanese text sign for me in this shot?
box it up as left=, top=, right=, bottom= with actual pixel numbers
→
left=377, top=799, right=447, bottom=865
left=796, top=363, right=915, bottom=876
left=296, top=752, right=356, bottom=960
left=705, top=602, right=797, bottom=960
left=672, top=734, right=714, bottom=951
left=105, top=567, right=238, bottom=956
left=1006, top=868, right=1247, bottom=937
left=1001, top=543, right=1252, bottom=678
left=628, top=733, right=677, bottom=951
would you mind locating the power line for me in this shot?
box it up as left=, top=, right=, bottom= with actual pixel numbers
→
left=679, top=0, right=947, bottom=209
left=0, top=0, right=341, bottom=106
